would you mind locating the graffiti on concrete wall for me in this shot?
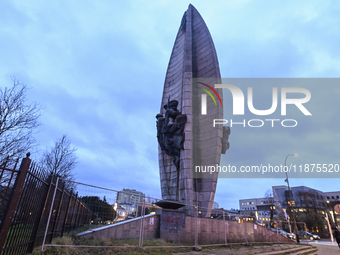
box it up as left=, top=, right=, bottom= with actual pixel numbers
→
left=160, top=211, right=185, bottom=233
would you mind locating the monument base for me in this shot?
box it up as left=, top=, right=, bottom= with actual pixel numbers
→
left=157, top=209, right=186, bottom=243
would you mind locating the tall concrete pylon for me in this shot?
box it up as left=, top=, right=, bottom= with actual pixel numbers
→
left=157, top=4, right=229, bottom=217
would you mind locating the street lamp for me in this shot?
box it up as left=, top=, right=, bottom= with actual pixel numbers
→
left=284, top=153, right=298, bottom=242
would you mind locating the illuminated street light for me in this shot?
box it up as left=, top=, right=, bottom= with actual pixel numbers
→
left=284, top=153, right=298, bottom=242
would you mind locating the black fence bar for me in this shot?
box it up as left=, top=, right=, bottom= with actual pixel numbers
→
left=0, top=156, right=91, bottom=254
left=61, top=188, right=73, bottom=236
left=0, top=155, right=31, bottom=253
left=69, top=193, right=78, bottom=232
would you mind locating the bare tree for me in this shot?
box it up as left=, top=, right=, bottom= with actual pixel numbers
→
left=0, top=78, right=41, bottom=161
left=41, top=135, right=78, bottom=184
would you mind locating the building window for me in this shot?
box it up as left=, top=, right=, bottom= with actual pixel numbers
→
left=327, top=196, right=330, bottom=199
left=332, top=196, right=335, bottom=199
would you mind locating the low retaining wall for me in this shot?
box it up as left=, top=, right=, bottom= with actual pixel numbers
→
left=159, top=209, right=292, bottom=244
left=77, top=214, right=159, bottom=239
left=77, top=210, right=292, bottom=245
left=180, top=216, right=292, bottom=244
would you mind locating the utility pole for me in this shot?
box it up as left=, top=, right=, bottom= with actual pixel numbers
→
left=284, top=154, right=299, bottom=243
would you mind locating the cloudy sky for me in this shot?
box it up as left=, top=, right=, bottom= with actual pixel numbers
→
left=1, top=0, right=340, bottom=209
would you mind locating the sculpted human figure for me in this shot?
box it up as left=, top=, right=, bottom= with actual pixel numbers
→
left=156, top=97, right=187, bottom=169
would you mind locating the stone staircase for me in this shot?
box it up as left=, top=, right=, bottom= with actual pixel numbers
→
left=258, top=245, right=317, bottom=255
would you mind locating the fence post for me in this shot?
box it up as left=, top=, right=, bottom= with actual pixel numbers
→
left=244, top=221, right=248, bottom=244
left=61, top=189, right=74, bottom=236
left=27, top=175, right=54, bottom=252
left=304, top=223, right=308, bottom=245
left=223, top=210, right=227, bottom=245
left=75, top=202, right=83, bottom=228
left=0, top=157, right=19, bottom=214
left=49, top=184, right=66, bottom=242
left=0, top=153, right=31, bottom=253
left=74, top=198, right=82, bottom=228
left=138, top=196, right=145, bottom=248
left=41, top=177, right=59, bottom=251
left=68, top=192, right=78, bottom=232
left=195, top=205, right=198, bottom=248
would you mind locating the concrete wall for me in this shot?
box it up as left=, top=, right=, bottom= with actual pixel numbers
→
left=178, top=217, right=293, bottom=244
left=77, top=212, right=292, bottom=245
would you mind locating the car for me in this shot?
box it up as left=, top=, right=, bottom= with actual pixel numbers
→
left=277, top=230, right=288, bottom=237
left=278, top=230, right=295, bottom=239
left=298, top=230, right=320, bottom=240
left=267, top=227, right=278, bottom=232
left=286, top=232, right=296, bottom=240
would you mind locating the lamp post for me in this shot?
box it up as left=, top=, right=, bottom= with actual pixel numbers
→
left=326, top=200, right=335, bottom=244
left=284, top=153, right=299, bottom=243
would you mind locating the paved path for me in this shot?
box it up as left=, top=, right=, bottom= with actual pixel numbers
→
left=312, top=242, right=340, bottom=254
left=173, top=244, right=313, bottom=255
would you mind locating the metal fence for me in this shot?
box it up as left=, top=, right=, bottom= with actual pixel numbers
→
left=0, top=155, right=297, bottom=253
left=0, top=154, right=91, bottom=254
left=41, top=179, right=295, bottom=252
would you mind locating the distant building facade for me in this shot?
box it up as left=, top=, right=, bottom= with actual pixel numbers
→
left=240, top=185, right=340, bottom=235
left=117, top=188, right=144, bottom=204
left=211, top=208, right=240, bottom=221
left=272, top=185, right=326, bottom=212
left=115, top=188, right=145, bottom=221
left=239, top=197, right=276, bottom=224
left=323, top=191, right=340, bottom=226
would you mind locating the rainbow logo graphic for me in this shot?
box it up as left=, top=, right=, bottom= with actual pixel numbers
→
left=197, top=82, right=222, bottom=115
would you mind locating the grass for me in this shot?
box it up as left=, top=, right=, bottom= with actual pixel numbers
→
left=32, top=236, right=308, bottom=255
left=31, top=225, right=311, bottom=255
left=32, top=237, right=194, bottom=255
left=3, top=223, right=34, bottom=247
left=31, top=224, right=193, bottom=254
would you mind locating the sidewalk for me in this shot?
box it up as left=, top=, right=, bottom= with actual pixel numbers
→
left=312, top=242, right=339, bottom=255
left=173, top=243, right=315, bottom=255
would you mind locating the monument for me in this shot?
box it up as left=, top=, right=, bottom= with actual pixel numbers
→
left=156, top=4, right=230, bottom=217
